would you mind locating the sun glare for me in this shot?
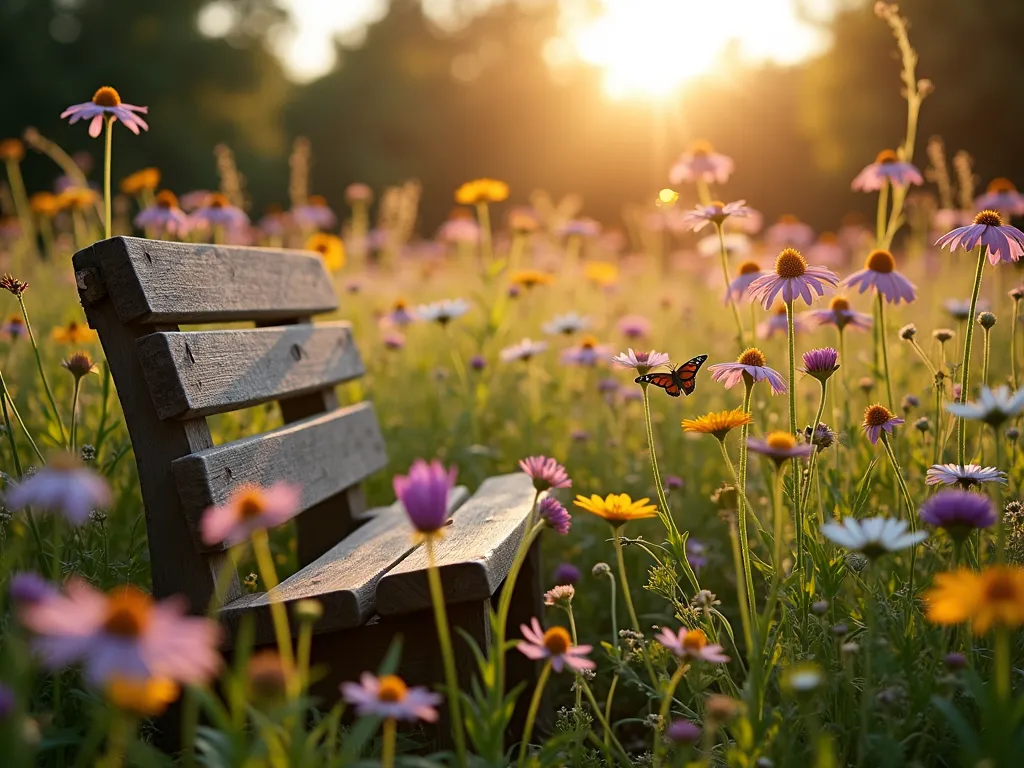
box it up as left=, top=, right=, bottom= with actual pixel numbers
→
left=568, top=0, right=827, bottom=99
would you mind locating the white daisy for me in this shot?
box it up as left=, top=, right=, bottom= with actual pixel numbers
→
left=820, top=516, right=927, bottom=558
left=542, top=312, right=591, bottom=336
left=499, top=338, right=549, bottom=363
left=945, top=386, right=1024, bottom=426
left=415, top=298, right=470, bottom=325
left=925, top=463, right=1007, bottom=488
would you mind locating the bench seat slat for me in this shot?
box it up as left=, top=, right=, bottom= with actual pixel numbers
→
left=136, top=322, right=365, bottom=420
left=80, top=237, right=337, bottom=324
left=374, top=473, right=538, bottom=616
left=172, top=402, right=388, bottom=552
left=220, top=487, right=470, bottom=640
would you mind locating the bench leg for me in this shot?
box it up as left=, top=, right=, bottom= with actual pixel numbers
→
left=503, top=538, right=551, bottom=740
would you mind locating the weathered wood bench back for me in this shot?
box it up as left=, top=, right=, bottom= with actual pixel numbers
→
left=73, top=236, right=388, bottom=614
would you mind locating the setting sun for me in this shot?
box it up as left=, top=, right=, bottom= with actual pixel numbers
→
left=568, top=0, right=827, bottom=98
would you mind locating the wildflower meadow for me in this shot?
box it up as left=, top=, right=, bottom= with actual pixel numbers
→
left=3, top=2, right=1024, bottom=767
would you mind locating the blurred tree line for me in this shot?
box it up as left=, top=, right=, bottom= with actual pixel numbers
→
left=2, top=0, right=1022, bottom=234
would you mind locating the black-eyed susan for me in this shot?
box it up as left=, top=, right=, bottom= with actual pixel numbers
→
left=682, top=409, right=754, bottom=441
left=454, top=178, right=509, bottom=205
left=925, top=566, right=1024, bottom=634
left=120, top=167, right=160, bottom=196
left=510, top=269, right=555, bottom=289
left=51, top=320, right=97, bottom=345
left=106, top=675, right=179, bottom=717
left=305, top=232, right=345, bottom=272
left=573, top=493, right=658, bottom=528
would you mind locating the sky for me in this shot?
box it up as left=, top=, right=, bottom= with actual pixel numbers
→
left=226, top=0, right=832, bottom=93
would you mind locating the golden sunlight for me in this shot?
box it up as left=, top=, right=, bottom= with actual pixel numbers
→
left=568, top=0, right=827, bottom=99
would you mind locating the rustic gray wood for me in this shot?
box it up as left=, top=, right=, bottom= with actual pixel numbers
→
left=78, top=236, right=337, bottom=324
left=219, top=487, right=470, bottom=643
left=136, top=322, right=365, bottom=420
left=172, top=402, right=388, bottom=552
left=375, top=473, right=538, bottom=615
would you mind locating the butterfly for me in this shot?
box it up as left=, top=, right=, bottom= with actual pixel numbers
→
left=634, top=354, right=708, bottom=397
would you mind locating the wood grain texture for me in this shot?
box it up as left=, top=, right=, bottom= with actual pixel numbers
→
left=135, top=322, right=365, bottom=420
left=172, top=402, right=388, bottom=551
left=81, top=236, right=337, bottom=324
left=220, top=487, right=470, bottom=643
left=72, top=244, right=240, bottom=614
left=375, top=473, right=537, bottom=615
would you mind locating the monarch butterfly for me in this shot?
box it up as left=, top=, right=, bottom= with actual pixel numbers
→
left=634, top=354, right=708, bottom=397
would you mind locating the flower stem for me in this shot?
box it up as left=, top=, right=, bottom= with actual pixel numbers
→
left=995, top=626, right=1011, bottom=704
left=567, top=606, right=582, bottom=709
left=877, top=293, right=895, bottom=412
left=716, top=222, right=746, bottom=349
left=495, top=518, right=545, bottom=699
left=958, top=248, right=986, bottom=465
left=717, top=439, right=756, bottom=642
left=1, top=387, right=24, bottom=477
left=104, top=116, right=114, bottom=240
left=18, top=296, right=68, bottom=448
left=69, top=379, right=82, bottom=453
left=580, top=681, right=632, bottom=765
left=1012, top=299, right=1020, bottom=391
left=785, top=300, right=804, bottom=581
left=381, top=717, right=397, bottom=768
left=517, top=661, right=552, bottom=767
left=425, top=537, right=468, bottom=767
left=875, top=180, right=889, bottom=246
left=981, top=327, right=991, bottom=391
left=801, top=380, right=829, bottom=512
left=476, top=201, right=493, bottom=265
left=612, top=529, right=658, bottom=686
left=653, top=664, right=687, bottom=768
left=251, top=529, right=296, bottom=689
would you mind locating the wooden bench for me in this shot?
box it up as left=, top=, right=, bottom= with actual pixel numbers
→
left=72, top=236, right=545, bottom=738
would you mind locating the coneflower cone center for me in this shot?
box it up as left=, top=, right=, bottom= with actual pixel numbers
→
left=92, top=86, right=122, bottom=107
left=738, top=260, right=761, bottom=276
left=682, top=629, right=708, bottom=651
left=984, top=572, right=1018, bottom=602
left=864, top=404, right=894, bottom=427
left=866, top=249, right=896, bottom=273
left=377, top=675, right=408, bottom=702
left=988, top=178, right=1017, bottom=193
left=774, top=248, right=807, bottom=278
left=738, top=347, right=767, bottom=367
left=875, top=149, right=898, bottom=164
left=975, top=209, right=1003, bottom=227
left=156, top=191, right=178, bottom=209
left=103, top=588, right=152, bottom=637
left=830, top=297, right=850, bottom=312
left=690, top=140, right=713, bottom=157
left=237, top=490, right=267, bottom=519
left=543, top=626, right=572, bottom=655
left=765, top=431, right=797, bottom=451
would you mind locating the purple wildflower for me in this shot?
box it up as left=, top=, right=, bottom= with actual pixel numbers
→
left=708, top=348, right=787, bottom=395
left=747, top=248, right=839, bottom=309
left=804, top=296, right=872, bottom=332
left=10, top=572, right=56, bottom=606
left=851, top=149, right=924, bottom=191
left=678, top=200, right=751, bottom=232
left=975, top=178, right=1024, bottom=217
left=519, top=456, right=571, bottom=491
left=757, top=304, right=804, bottom=340
left=469, top=354, right=486, bottom=371
left=341, top=672, right=441, bottom=723
left=189, top=193, right=250, bottom=232
left=843, top=249, right=917, bottom=304
left=4, top=455, right=111, bottom=526
left=926, top=463, right=1006, bottom=488
left=726, top=261, right=765, bottom=303
left=669, top=140, right=733, bottom=184
left=561, top=335, right=612, bottom=366
left=799, top=347, right=840, bottom=382
left=133, top=191, right=190, bottom=236
left=553, top=563, right=580, bottom=584
left=538, top=496, right=572, bottom=535
left=60, top=87, right=148, bottom=137
left=291, top=195, right=337, bottom=230
left=765, top=215, right=815, bottom=249
left=612, top=348, right=670, bottom=375
left=686, top=538, right=707, bottom=570
left=393, top=459, right=458, bottom=535
left=747, top=432, right=814, bottom=465
left=862, top=404, right=905, bottom=444
left=656, top=626, right=729, bottom=663
left=617, top=315, right=651, bottom=339
left=936, top=209, right=1024, bottom=265
left=517, top=618, right=594, bottom=673
left=500, top=338, right=548, bottom=363
left=667, top=719, right=701, bottom=744
left=919, top=489, right=997, bottom=541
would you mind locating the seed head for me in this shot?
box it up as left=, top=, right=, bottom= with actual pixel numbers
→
left=774, top=248, right=807, bottom=279
left=978, top=311, right=997, bottom=330
left=933, top=329, right=955, bottom=343
left=974, top=209, right=1003, bottom=227
left=865, top=249, right=896, bottom=274
left=898, top=323, right=917, bottom=340
left=0, top=274, right=28, bottom=297
left=738, top=347, right=767, bottom=367
left=61, top=351, right=99, bottom=380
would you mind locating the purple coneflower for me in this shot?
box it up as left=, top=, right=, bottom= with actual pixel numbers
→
left=553, top=563, right=580, bottom=585
left=201, top=482, right=301, bottom=546
left=851, top=149, right=923, bottom=191
left=975, top=178, right=1024, bottom=217
left=765, top=215, right=815, bottom=249
left=61, top=87, right=148, bottom=137
left=341, top=673, right=441, bottom=722
left=756, top=304, right=802, bottom=340
left=708, top=347, right=787, bottom=395
left=133, top=190, right=190, bottom=237
left=519, top=456, right=571, bottom=491
left=189, top=193, right=250, bottom=232
left=612, top=348, right=669, bottom=375
left=806, top=232, right=846, bottom=267
left=179, top=190, right=212, bottom=212
left=804, top=296, right=872, bottom=332
left=469, top=354, right=486, bottom=371
left=393, top=460, right=457, bottom=536
left=1, top=313, right=27, bottom=342
left=656, top=627, right=729, bottom=663
left=862, top=404, right=904, bottom=444
left=919, top=489, right=997, bottom=541
left=679, top=200, right=751, bottom=232
left=925, top=463, right=1006, bottom=488
left=19, top=579, right=220, bottom=686
left=617, top=314, right=651, bottom=339
left=517, top=618, right=594, bottom=673
left=747, top=248, right=839, bottom=309
left=664, top=475, right=685, bottom=492
left=669, top=140, right=733, bottom=185
left=747, top=431, right=814, bottom=466
left=799, top=347, right=840, bottom=382
left=843, top=249, right=916, bottom=304
left=416, top=298, right=470, bottom=325
left=726, top=261, right=765, bottom=303
left=936, top=209, right=1024, bottom=264
left=4, top=454, right=111, bottom=526
left=291, top=195, right=337, bottom=230
left=437, top=216, right=480, bottom=244
left=500, top=338, right=548, bottom=363
left=561, top=334, right=611, bottom=366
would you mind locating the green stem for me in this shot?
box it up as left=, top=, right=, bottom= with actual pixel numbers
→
left=716, top=222, right=746, bottom=349
left=876, top=181, right=889, bottom=246
left=958, top=248, right=986, bottom=465
left=567, top=606, right=582, bottom=709
left=877, top=293, right=894, bottom=412
left=1, top=388, right=24, bottom=477
left=1012, top=299, right=1020, bottom=391
left=995, top=626, right=1010, bottom=704
left=981, top=327, right=991, bottom=391
left=251, top=529, right=295, bottom=688
left=425, top=537, right=468, bottom=767
left=654, top=665, right=688, bottom=768
left=476, top=201, right=493, bottom=265
left=857, top=573, right=876, bottom=768
left=381, top=717, right=397, bottom=768
left=5, top=158, right=36, bottom=251
left=18, top=296, right=68, bottom=448
left=69, top=378, right=82, bottom=453
left=785, top=301, right=804, bottom=582
left=517, top=661, right=552, bottom=766
left=612, top=529, right=658, bottom=686
left=495, top=518, right=545, bottom=698
left=104, top=117, right=113, bottom=240
left=581, top=681, right=632, bottom=765
left=995, top=428, right=1005, bottom=563
left=801, top=380, right=829, bottom=511
left=717, top=439, right=756, bottom=643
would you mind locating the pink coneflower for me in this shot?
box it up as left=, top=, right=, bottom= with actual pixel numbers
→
left=189, top=193, right=250, bottom=231
left=60, top=86, right=148, bottom=137
left=4, top=454, right=111, bottom=526
left=519, top=456, right=571, bottom=491
left=257, top=207, right=290, bottom=238
left=500, top=338, right=548, bottom=363
left=437, top=216, right=480, bottom=244
left=517, top=618, right=594, bottom=673
left=538, top=497, right=572, bottom=535
left=201, top=483, right=301, bottom=546
left=975, top=178, right=1024, bottom=217
left=543, top=584, right=574, bottom=607
left=617, top=315, right=652, bottom=339
left=747, top=431, right=814, bottom=465
left=804, top=296, right=872, bottom=333
left=806, top=232, right=846, bottom=267
left=19, top=579, right=220, bottom=686
left=851, top=149, right=924, bottom=191
left=133, top=190, right=190, bottom=236
left=679, top=200, right=751, bottom=232
left=382, top=330, right=405, bottom=350
left=341, top=672, right=441, bottom=723
left=708, top=348, right=787, bottom=395
left=725, top=261, right=765, bottom=303
left=747, top=248, right=839, bottom=309
left=178, top=190, right=212, bottom=212
left=843, top=249, right=916, bottom=304
left=765, top=215, right=815, bottom=249
left=669, top=140, right=733, bottom=185
left=291, top=195, right=337, bottom=230
left=862, top=404, right=905, bottom=444
left=612, top=348, right=670, bottom=375
left=656, top=627, right=729, bottom=663
left=756, top=304, right=803, bottom=340
left=936, top=209, right=1024, bottom=264
left=393, top=459, right=457, bottom=536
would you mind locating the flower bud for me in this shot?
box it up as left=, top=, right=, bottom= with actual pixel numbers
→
left=978, top=311, right=997, bottom=330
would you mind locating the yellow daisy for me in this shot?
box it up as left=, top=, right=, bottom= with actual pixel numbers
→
left=510, top=269, right=555, bottom=289
left=106, top=675, right=180, bottom=717
left=584, top=261, right=619, bottom=287
left=925, top=566, right=1024, bottom=635
left=305, top=233, right=346, bottom=272
left=120, top=167, right=161, bottom=196
left=682, top=409, right=754, bottom=441
left=573, top=493, right=658, bottom=528
left=454, top=178, right=509, bottom=205
left=51, top=320, right=97, bottom=344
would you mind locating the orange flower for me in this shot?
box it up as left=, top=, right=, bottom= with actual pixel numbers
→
left=454, top=178, right=509, bottom=205
left=51, top=320, right=97, bottom=344
left=925, top=566, right=1024, bottom=634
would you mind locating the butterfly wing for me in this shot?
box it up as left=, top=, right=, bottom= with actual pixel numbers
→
left=634, top=371, right=682, bottom=397
left=676, top=354, right=708, bottom=396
